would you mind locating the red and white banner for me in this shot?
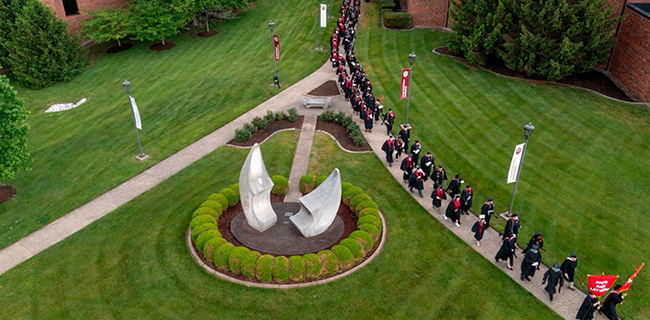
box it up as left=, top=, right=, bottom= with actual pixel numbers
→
left=273, top=34, right=280, bottom=61
left=588, top=274, right=618, bottom=297
left=320, top=4, right=327, bottom=27
left=619, top=263, right=644, bottom=292
left=400, top=68, right=410, bottom=99
left=507, top=143, right=525, bottom=184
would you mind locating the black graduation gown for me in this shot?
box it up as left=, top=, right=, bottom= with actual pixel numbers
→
left=481, top=202, right=495, bottom=226
left=503, top=218, right=521, bottom=239
left=542, top=268, right=564, bottom=295
left=495, top=238, right=515, bottom=262
left=471, top=221, right=487, bottom=241
left=445, top=200, right=460, bottom=221
left=522, top=236, right=544, bottom=253
left=410, top=144, right=421, bottom=166
left=575, top=295, right=598, bottom=320
left=601, top=291, right=624, bottom=320
left=364, top=112, right=374, bottom=130
left=420, top=155, right=434, bottom=180
left=430, top=188, right=446, bottom=208
left=397, top=128, right=410, bottom=150
left=432, top=168, right=447, bottom=185
left=460, top=188, right=473, bottom=212
left=400, top=157, right=413, bottom=181
left=560, top=258, right=578, bottom=282
left=410, top=171, right=424, bottom=190
left=381, top=139, right=395, bottom=163
left=521, top=249, right=541, bottom=278
left=447, top=179, right=461, bottom=197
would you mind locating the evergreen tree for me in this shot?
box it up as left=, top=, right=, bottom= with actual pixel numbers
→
left=0, top=0, right=23, bottom=69
left=132, top=0, right=195, bottom=45
left=0, top=75, right=31, bottom=180
left=6, top=0, right=88, bottom=89
left=80, top=6, right=131, bottom=47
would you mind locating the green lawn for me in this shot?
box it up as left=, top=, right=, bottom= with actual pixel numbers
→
left=356, top=3, right=649, bottom=318
left=0, top=0, right=337, bottom=249
left=0, top=131, right=560, bottom=319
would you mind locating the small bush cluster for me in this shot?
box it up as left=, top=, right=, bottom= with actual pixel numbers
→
left=255, top=254, right=274, bottom=282
left=287, top=108, right=298, bottom=123
left=234, top=109, right=297, bottom=142
left=342, top=186, right=363, bottom=205
left=299, top=174, right=316, bottom=194
left=318, top=250, right=339, bottom=276
left=271, top=175, right=289, bottom=195
left=273, top=256, right=290, bottom=282
left=319, top=110, right=365, bottom=147
left=219, top=187, right=239, bottom=207
left=382, top=11, right=413, bottom=29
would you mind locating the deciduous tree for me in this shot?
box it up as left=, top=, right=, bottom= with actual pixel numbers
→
left=80, top=6, right=131, bottom=47
left=0, top=75, right=30, bottom=180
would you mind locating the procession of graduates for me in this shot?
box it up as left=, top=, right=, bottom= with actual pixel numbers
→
left=330, top=2, right=629, bottom=319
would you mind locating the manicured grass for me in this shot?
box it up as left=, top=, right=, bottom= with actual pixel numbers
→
left=0, top=131, right=560, bottom=319
left=0, top=0, right=338, bottom=249
left=356, top=3, right=649, bottom=318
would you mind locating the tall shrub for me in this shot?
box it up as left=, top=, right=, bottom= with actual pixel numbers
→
left=0, top=0, right=23, bottom=68
left=0, top=75, right=31, bottom=180
left=131, top=0, right=195, bottom=45
left=80, top=6, right=132, bottom=47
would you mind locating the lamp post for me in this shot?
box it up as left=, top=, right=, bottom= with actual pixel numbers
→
left=506, top=122, right=535, bottom=216
left=328, top=0, right=333, bottom=18
left=316, top=0, right=324, bottom=51
left=122, top=80, right=147, bottom=160
left=404, top=52, right=416, bottom=125
left=268, top=21, right=280, bottom=87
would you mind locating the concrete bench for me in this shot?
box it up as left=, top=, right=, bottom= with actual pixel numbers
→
left=303, top=97, right=331, bottom=109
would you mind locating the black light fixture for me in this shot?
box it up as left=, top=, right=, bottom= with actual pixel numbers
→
left=524, top=122, right=535, bottom=140
left=409, top=52, right=417, bottom=66
left=122, top=79, right=131, bottom=95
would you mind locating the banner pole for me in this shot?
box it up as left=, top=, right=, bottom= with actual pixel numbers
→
left=507, top=134, right=529, bottom=215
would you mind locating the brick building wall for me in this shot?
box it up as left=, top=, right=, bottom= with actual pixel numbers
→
left=40, top=0, right=127, bottom=33
left=406, top=0, right=450, bottom=28
left=609, top=5, right=650, bottom=101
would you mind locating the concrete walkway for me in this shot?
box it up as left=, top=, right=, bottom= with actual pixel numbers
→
left=285, top=113, right=319, bottom=202
left=0, top=61, right=338, bottom=276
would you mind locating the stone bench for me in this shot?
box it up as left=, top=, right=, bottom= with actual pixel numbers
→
left=302, top=97, right=331, bottom=109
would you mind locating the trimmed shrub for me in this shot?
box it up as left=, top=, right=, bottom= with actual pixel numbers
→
left=230, top=183, right=240, bottom=197
left=255, top=254, right=275, bottom=282
left=355, top=200, right=379, bottom=215
left=359, top=208, right=380, bottom=218
left=235, top=127, right=252, bottom=142
left=195, top=229, right=221, bottom=252
left=190, top=215, right=216, bottom=229
left=381, top=0, right=396, bottom=9
left=383, top=11, right=412, bottom=29
left=341, top=182, right=353, bottom=192
left=288, top=107, right=298, bottom=122
left=191, top=223, right=217, bottom=241
left=299, top=174, right=316, bottom=194
left=214, top=243, right=235, bottom=269
left=333, top=110, right=346, bottom=123
left=199, top=200, right=223, bottom=215
left=332, top=245, right=354, bottom=270
left=203, top=237, right=227, bottom=261
left=288, top=256, right=305, bottom=282
left=320, top=109, right=335, bottom=122
left=192, top=206, right=218, bottom=219
left=241, top=250, right=261, bottom=279
left=243, top=122, right=257, bottom=134
left=302, top=253, right=322, bottom=279
left=352, top=132, right=366, bottom=147
left=340, top=238, right=364, bottom=262
left=263, top=110, right=275, bottom=123
left=350, top=193, right=370, bottom=212
left=341, top=115, right=354, bottom=127
left=343, top=186, right=363, bottom=205
left=358, top=215, right=382, bottom=231
left=271, top=175, right=289, bottom=195
left=273, top=256, right=290, bottom=283
left=251, top=116, right=268, bottom=130
left=228, top=246, right=250, bottom=274
left=274, top=111, right=287, bottom=120
left=315, top=175, right=328, bottom=187
left=318, top=250, right=339, bottom=276
left=207, top=193, right=229, bottom=211
left=219, top=188, right=239, bottom=207
left=350, top=230, right=375, bottom=252
left=360, top=224, right=380, bottom=242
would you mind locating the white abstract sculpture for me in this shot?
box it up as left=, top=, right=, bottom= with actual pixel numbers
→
left=290, top=168, right=342, bottom=238
left=239, top=143, right=277, bottom=232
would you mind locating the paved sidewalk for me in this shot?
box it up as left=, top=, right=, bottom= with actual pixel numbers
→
left=0, top=61, right=337, bottom=276
left=285, top=113, right=319, bottom=202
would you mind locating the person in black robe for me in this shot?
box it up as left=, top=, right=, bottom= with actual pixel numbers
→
left=344, top=77, right=352, bottom=100
left=541, top=263, right=564, bottom=301
left=481, top=196, right=496, bottom=229
left=381, top=136, right=395, bottom=167
left=471, top=215, right=487, bottom=246
left=495, top=235, right=516, bottom=270
left=384, top=108, right=395, bottom=135
left=503, top=214, right=521, bottom=241
left=420, top=151, right=434, bottom=181
left=575, top=293, right=600, bottom=320
left=364, top=108, right=374, bottom=132
left=430, top=184, right=446, bottom=214
left=397, top=125, right=410, bottom=154
left=432, top=164, right=447, bottom=189
left=601, top=285, right=626, bottom=320
left=446, top=174, right=461, bottom=198
left=522, top=231, right=544, bottom=253
left=445, top=195, right=461, bottom=227
left=374, top=99, right=383, bottom=121
left=460, top=184, right=473, bottom=215
left=561, top=252, right=578, bottom=290
left=410, top=140, right=421, bottom=167
left=408, top=167, right=424, bottom=197
left=400, top=154, right=413, bottom=183
left=520, top=244, right=541, bottom=281
left=395, top=137, right=404, bottom=160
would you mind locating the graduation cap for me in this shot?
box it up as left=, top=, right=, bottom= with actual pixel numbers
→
left=438, top=164, right=443, bottom=167
left=570, top=252, right=577, bottom=257
left=487, top=196, right=493, bottom=201
left=512, top=213, right=518, bottom=217
left=466, top=184, right=471, bottom=188
left=532, top=244, right=539, bottom=250
left=534, top=231, right=541, bottom=236
left=427, top=151, right=432, bottom=154
left=415, top=140, right=419, bottom=143
left=553, top=263, right=560, bottom=269
left=455, top=174, right=460, bottom=178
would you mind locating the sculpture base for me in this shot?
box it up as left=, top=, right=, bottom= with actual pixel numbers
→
left=230, top=202, right=344, bottom=256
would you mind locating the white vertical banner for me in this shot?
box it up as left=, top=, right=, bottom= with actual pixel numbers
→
left=129, top=96, right=142, bottom=130
left=320, top=4, right=327, bottom=27
left=507, top=143, right=525, bottom=184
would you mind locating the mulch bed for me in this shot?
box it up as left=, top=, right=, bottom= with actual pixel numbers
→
left=149, top=42, right=176, bottom=52
left=107, top=43, right=134, bottom=54
left=197, top=29, right=220, bottom=38
left=316, top=118, right=373, bottom=152
left=0, top=185, right=17, bottom=204
left=192, top=197, right=382, bottom=285
left=227, top=116, right=304, bottom=146
left=434, top=46, right=634, bottom=102
left=308, top=80, right=341, bottom=96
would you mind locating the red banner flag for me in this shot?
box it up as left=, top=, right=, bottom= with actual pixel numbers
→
left=588, top=274, right=619, bottom=297
left=618, top=263, right=644, bottom=292
left=273, top=34, right=280, bottom=61
left=400, top=68, right=410, bottom=99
